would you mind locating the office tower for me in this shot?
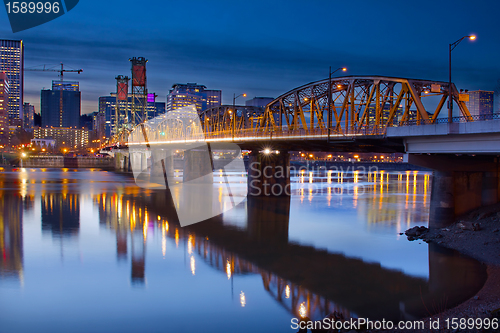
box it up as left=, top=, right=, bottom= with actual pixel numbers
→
left=166, top=83, right=221, bottom=113
left=465, top=90, right=494, bottom=117
left=245, top=97, right=274, bottom=108
left=0, top=40, right=24, bottom=121
left=98, top=94, right=165, bottom=138
left=34, top=127, right=89, bottom=149
left=23, top=102, right=35, bottom=132
left=41, top=80, right=81, bottom=128
left=0, top=73, right=9, bottom=145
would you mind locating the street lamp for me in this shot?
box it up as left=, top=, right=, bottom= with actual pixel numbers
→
left=448, top=35, right=476, bottom=122
left=20, top=152, right=26, bottom=168
left=232, top=93, right=246, bottom=140
left=328, top=67, right=347, bottom=142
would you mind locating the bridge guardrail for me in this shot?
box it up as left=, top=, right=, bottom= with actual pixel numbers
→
left=204, top=125, right=388, bottom=141
left=399, top=112, right=500, bottom=127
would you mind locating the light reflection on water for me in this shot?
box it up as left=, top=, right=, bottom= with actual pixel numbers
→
left=0, top=168, right=487, bottom=333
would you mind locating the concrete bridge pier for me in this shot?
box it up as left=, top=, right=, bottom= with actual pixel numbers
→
left=247, top=150, right=290, bottom=197
left=115, top=151, right=131, bottom=172
left=150, top=149, right=174, bottom=186
left=183, top=147, right=214, bottom=183
left=406, top=154, right=500, bottom=229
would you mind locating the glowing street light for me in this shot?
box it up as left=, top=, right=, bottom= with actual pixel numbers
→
left=328, top=66, right=347, bottom=143
left=448, top=35, right=476, bottom=122
left=232, top=93, right=247, bottom=140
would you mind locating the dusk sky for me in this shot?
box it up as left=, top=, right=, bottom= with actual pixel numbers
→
left=1, top=0, right=500, bottom=114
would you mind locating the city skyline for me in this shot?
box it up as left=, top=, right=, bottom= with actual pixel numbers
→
left=0, top=0, right=499, bottom=115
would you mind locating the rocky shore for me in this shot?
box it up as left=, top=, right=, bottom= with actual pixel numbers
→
left=317, top=203, right=500, bottom=333
left=383, top=203, right=500, bottom=332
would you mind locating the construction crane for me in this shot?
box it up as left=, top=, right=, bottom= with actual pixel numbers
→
left=25, top=63, right=83, bottom=127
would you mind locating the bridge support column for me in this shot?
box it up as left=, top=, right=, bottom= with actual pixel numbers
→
left=248, top=150, right=290, bottom=197
left=183, top=148, right=213, bottom=183
left=406, top=154, right=500, bottom=229
left=150, top=149, right=174, bottom=186
left=115, top=152, right=131, bottom=172
left=429, top=171, right=455, bottom=228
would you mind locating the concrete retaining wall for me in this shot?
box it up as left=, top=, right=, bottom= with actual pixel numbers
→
left=24, top=156, right=115, bottom=169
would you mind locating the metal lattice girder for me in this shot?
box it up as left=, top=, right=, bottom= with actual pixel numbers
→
left=199, top=105, right=266, bottom=135
left=130, top=57, right=148, bottom=125
left=256, top=76, right=470, bottom=136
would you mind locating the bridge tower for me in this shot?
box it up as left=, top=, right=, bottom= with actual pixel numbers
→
left=115, top=75, right=130, bottom=134
left=129, top=57, right=148, bottom=125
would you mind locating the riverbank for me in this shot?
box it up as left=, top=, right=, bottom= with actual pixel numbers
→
left=374, top=204, right=500, bottom=332
left=420, top=203, right=500, bottom=332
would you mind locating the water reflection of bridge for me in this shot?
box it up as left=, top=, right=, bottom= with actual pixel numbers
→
left=93, top=171, right=486, bottom=321
left=95, top=190, right=353, bottom=319
left=0, top=170, right=484, bottom=322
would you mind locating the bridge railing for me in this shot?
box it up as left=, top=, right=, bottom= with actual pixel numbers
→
left=204, top=124, right=388, bottom=140
left=398, top=112, right=500, bottom=127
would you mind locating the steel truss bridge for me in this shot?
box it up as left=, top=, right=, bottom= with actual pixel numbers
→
left=119, top=75, right=484, bottom=152
left=201, top=75, right=471, bottom=139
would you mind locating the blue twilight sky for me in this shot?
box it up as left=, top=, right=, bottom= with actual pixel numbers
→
left=1, top=0, right=500, bottom=114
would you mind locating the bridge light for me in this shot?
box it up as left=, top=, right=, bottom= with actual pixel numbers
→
left=304, top=97, right=309, bottom=101
left=337, top=84, right=342, bottom=89
left=263, top=148, right=271, bottom=155
left=424, top=90, right=429, bottom=94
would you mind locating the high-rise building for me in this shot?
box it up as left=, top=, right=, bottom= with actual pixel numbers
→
left=34, top=127, right=89, bottom=149
left=41, top=80, right=81, bottom=128
left=98, top=94, right=165, bottom=138
left=0, top=40, right=24, bottom=121
left=0, top=73, right=9, bottom=145
left=465, top=90, right=494, bottom=117
left=52, top=81, right=79, bottom=92
left=166, top=83, right=221, bottom=113
left=245, top=97, right=274, bottom=108
left=366, top=104, right=406, bottom=126
left=23, top=102, right=35, bottom=132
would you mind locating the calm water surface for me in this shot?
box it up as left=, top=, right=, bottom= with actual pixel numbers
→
left=0, top=168, right=486, bottom=333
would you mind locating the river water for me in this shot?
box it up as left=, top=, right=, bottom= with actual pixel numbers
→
left=0, top=167, right=487, bottom=332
